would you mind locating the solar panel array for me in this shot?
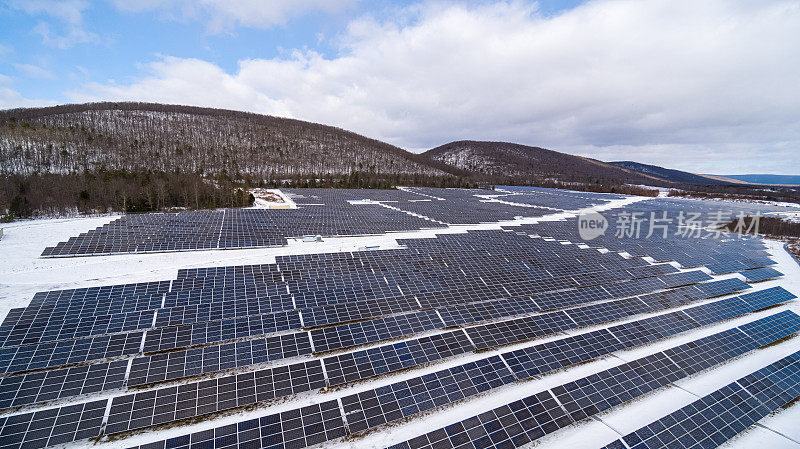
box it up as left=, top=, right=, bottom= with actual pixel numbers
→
left=604, top=349, right=800, bottom=449
left=21, top=286, right=775, bottom=437
left=506, top=198, right=785, bottom=273
left=41, top=186, right=746, bottom=258
left=42, top=187, right=623, bottom=257
left=386, top=312, right=800, bottom=449
left=372, top=187, right=554, bottom=224
left=128, top=310, right=800, bottom=449
left=4, top=188, right=799, bottom=449
left=41, top=202, right=445, bottom=257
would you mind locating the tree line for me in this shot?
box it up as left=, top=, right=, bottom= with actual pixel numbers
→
left=1, top=170, right=254, bottom=219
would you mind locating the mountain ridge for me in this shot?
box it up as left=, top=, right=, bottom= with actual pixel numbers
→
left=0, top=101, right=469, bottom=181
left=0, top=102, right=763, bottom=188
left=423, top=140, right=669, bottom=186
left=608, top=161, right=732, bottom=185
left=4, top=102, right=799, bottom=217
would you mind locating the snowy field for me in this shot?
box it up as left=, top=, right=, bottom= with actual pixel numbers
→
left=0, top=190, right=799, bottom=449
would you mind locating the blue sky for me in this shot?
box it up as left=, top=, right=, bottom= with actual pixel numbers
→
left=0, top=0, right=581, bottom=101
left=1, top=0, right=798, bottom=174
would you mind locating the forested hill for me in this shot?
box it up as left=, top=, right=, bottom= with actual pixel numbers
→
left=0, top=102, right=464, bottom=182
left=3, top=103, right=797, bottom=217
left=423, top=140, right=662, bottom=185
left=609, top=161, right=731, bottom=185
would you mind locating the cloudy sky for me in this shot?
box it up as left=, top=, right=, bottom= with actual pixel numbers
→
left=1, top=0, right=798, bottom=174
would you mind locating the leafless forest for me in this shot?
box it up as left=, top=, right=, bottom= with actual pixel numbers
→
left=0, top=103, right=462, bottom=179
left=0, top=103, right=471, bottom=217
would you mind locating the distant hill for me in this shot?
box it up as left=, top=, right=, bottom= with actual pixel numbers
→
left=4, top=102, right=799, bottom=217
left=423, top=140, right=665, bottom=185
left=609, top=161, right=731, bottom=185
left=712, top=174, right=800, bottom=185
left=0, top=102, right=465, bottom=181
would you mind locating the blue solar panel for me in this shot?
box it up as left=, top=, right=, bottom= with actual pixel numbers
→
left=740, top=266, right=783, bottom=282
left=618, top=350, right=800, bottom=449
left=385, top=312, right=796, bottom=449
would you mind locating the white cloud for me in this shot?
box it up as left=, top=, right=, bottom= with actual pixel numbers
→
left=70, top=0, right=800, bottom=173
left=0, top=80, right=58, bottom=109
left=9, top=0, right=99, bottom=49
left=110, top=0, right=360, bottom=33
left=13, top=63, right=56, bottom=79
left=30, top=21, right=99, bottom=49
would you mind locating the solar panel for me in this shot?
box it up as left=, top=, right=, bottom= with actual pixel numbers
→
left=693, top=278, right=752, bottom=298
left=105, top=360, right=325, bottom=434
left=0, top=308, right=156, bottom=348
left=738, top=286, right=797, bottom=310
left=384, top=311, right=799, bottom=449
left=739, top=351, right=800, bottom=410
left=737, top=309, right=800, bottom=346
left=127, top=333, right=312, bottom=386
left=323, top=331, right=474, bottom=386
left=341, top=356, right=515, bottom=433
left=132, top=400, right=347, bottom=449
left=663, top=328, right=758, bottom=375
left=502, top=329, right=623, bottom=379
left=567, top=297, right=651, bottom=326
left=0, top=399, right=107, bottom=448
left=310, top=310, right=443, bottom=353
left=555, top=353, right=684, bottom=421
left=659, top=269, right=713, bottom=287
left=141, top=310, right=302, bottom=353
left=609, top=312, right=700, bottom=346
left=617, top=383, right=767, bottom=449
left=616, top=350, right=800, bottom=449
left=740, top=266, right=783, bottom=282
left=465, top=311, right=574, bottom=350
left=0, top=361, right=127, bottom=410
left=0, top=331, right=142, bottom=374
left=683, top=296, right=751, bottom=325
left=388, top=391, right=572, bottom=449
left=301, top=296, right=419, bottom=328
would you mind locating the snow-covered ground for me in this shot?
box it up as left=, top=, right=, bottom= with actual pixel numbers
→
left=249, top=188, right=296, bottom=209
left=0, top=191, right=799, bottom=449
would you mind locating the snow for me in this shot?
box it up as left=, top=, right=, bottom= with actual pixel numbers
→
left=249, top=188, right=297, bottom=209
left=1, top=189, right=799, bottom=449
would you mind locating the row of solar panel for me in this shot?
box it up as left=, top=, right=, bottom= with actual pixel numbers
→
left=3, top=308, right=793, bottom=447
left=1, top=284, right=789, bottom=419
left=604, top=349, right=800, bottom=449
left=310, top=278, right=752, bottom=354
left=0, top=260, right=682, bottom=356
left=385, top=314, right=800, bottom=449
left=41, top=199, right=451, bottom=256
left=9, top=238, right=655, bottom=338
left=740, top=266, right=783, bottom=282
left=120, top=310, right=800, bottom=449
